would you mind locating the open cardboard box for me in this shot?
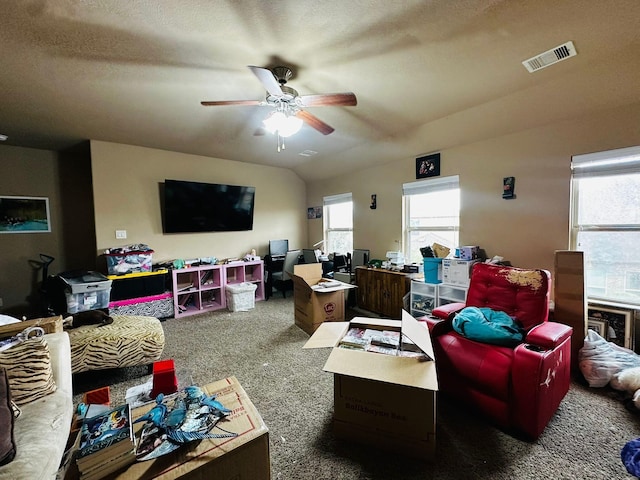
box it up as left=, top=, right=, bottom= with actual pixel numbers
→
left=303, top=310, right=438, bottom=459
left=291, top=263, right=356, bottom=335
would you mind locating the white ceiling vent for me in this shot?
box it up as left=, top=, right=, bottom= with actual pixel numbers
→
left=522, top=41, right=577, bottom=73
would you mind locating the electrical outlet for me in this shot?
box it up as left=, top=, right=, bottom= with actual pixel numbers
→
left=115, top=230, right=127, bottom=240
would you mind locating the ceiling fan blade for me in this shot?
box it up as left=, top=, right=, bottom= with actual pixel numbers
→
left=248, top=65, right=283, bottom=97
left=296, top=110, right=334, bottom=135
left=201, top=100, right=262, bottom=106
left=297, top=92, right=357, bottom=107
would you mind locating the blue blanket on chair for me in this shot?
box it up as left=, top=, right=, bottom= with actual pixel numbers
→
left=452, top=306, right=524, bottom=347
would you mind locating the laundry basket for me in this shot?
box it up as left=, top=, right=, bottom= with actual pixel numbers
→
left=225, top=282, right=258, bottom=312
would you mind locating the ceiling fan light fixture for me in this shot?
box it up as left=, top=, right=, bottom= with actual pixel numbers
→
left=262, top=111, right=303, bottom=138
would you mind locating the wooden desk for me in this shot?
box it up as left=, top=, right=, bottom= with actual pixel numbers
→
left=355, top=267, right=411, bottom=318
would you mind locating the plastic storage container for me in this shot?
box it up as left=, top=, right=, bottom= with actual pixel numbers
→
left=58, top=271, right=112, bottom=314
left=225, top=282, right=258, bottom=312
left=104, top=250, right=154, bottom=275
left=423, top=258, right=443, bottom=284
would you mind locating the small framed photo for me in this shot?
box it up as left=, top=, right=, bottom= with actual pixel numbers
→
left=0, top=196, right=51, bottom=233
left=588, top=304, right=634, bottom=349
left=307, top=206, right=322, bottom=219
left=587, top=319, right=607, bottom=337
left=416, top=153, right=440, bottom=179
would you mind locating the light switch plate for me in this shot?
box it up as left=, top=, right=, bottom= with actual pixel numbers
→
left=115, top=230, right=127, bottom=239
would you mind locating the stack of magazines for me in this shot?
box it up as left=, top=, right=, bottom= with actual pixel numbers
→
left=338, top=327, right=431, bottom=359
left=76, top=404, right=136, bottom=480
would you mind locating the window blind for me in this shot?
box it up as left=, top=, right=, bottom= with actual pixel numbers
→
left=403, top=175, right=459, bottom=196
left=323, top=192, right=352, bottom=206
left=571, top=146, right=640, bottom=177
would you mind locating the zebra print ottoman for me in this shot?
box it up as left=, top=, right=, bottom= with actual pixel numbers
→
left=67, top=315, right=165, bottom=374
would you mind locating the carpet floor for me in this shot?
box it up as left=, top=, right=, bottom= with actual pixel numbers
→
left=72, top=296, right=640, bottom=479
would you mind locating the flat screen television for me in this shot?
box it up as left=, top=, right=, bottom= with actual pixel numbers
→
left=163, top=179, right=255, bottom=233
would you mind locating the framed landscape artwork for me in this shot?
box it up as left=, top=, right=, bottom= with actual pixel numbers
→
left=0, top=196, right=51, bottom=233
left=587, top=304, right=634, bottom=349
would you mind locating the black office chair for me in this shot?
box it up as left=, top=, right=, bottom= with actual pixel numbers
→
left=271, top=250, right=301, bottom=298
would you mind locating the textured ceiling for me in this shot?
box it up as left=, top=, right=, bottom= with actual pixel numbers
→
left=1, top=0, right=639, bottom=181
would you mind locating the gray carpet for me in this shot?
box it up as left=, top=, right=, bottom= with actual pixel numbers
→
left=72, top=296, right=640, bottom=479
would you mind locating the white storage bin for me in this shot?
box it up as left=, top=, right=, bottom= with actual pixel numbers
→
left=225, top=282, right=258, bottom=312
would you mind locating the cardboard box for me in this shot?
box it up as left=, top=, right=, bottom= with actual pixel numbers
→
left=291, top=264, right=356, bottom=335
left=303, top=311, right=438, bottom=459
left=0, top=315, right=63, bottom=338
left=114, top=376, right=270, bottom=480
left=441, top=259, right=478, bottom=286
left=458, top=246, right=479, bottom=260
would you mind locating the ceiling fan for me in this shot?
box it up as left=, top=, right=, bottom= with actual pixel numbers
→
left=201, top=66, right=357, bottom=137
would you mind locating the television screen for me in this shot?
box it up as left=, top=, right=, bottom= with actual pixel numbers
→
left=269, top=239, right=288, bottom=258
left=163, top=179, right=255, bottom=233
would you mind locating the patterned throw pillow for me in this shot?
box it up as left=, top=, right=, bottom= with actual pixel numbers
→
left=0, top=332, right=56, bottom=406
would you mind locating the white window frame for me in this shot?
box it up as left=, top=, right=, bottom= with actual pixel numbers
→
left=323, top=192, right=353, bottom=255
left=570, top=146, right=640, bottom=305
left=402, top=175, right=460, bottom=264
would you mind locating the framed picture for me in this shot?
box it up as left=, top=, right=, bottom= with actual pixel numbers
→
left=416, top=153, right=441, bottom=179
left=588, top=304, right=633, bottom=349
left=307, top=206, right=322, bottom=219
left=0, top=196, right=51, bottom=233
left=587, top=319, right=607, bottom=337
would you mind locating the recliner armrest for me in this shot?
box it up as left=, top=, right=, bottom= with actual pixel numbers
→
left=525, top=322, right=572, bottom=350
left=431, top=302, right=465, bottom=320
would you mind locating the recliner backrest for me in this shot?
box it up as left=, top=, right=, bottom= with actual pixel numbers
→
left=465, top=263, right=550, bottom=331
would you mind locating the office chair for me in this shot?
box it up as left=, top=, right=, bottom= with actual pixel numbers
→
left=271, top=250, right=301, bottom=298
left=302, top=249, right=319, bottom=264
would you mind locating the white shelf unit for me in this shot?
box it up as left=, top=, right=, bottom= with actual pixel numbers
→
left=436, top=283, right=469, bottom=307
left=173, top=264, right=225, bottom=318
left=223, top=260, right=265, bottom=301
left=410, top=280, right=438, bottom=318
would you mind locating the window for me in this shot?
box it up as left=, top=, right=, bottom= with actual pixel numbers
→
left=403, top=175, right=460, bottom=264
left=323, top=193, right=353, bottom=255
left=570, top=146, right=640, bottom=305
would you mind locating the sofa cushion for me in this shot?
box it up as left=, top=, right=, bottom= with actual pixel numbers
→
left=0, top=368, right=16, bottom=466
left=0, top=329, right=56, bottom=406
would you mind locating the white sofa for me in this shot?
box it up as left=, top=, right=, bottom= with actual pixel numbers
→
left=0, top=332, right=74, bottom=480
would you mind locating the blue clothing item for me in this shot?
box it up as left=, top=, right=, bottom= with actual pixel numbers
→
left=622, top=437, right=640, bottom=478
left=452, top=306, right=525, bottom=347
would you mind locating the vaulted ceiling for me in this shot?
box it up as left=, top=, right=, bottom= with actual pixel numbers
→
left=1, top=0, right=639, bottom=181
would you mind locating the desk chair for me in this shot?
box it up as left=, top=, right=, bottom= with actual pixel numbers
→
left=271, top=250, right=301, bottom=298
left=302, top=249, right=319, bottom=263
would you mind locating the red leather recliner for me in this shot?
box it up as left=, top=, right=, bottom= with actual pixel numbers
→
left=424, top=262, right=572, bottom=439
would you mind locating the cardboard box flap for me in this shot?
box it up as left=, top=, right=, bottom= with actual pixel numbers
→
left=401, top=310, right=435, bottom=360
left=303, top=322, right=350, bottom=349
left=292, top=263, right=323, bottom=285
left=323, top=348, right=438, bottom=390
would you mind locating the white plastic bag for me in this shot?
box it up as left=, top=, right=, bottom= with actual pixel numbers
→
left=578, top=329, right=640, bottom=387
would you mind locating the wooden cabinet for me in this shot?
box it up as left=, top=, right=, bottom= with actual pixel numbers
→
left=355, top=267, right=410, bottom=319
left=172, top=261, right=264, bottom=318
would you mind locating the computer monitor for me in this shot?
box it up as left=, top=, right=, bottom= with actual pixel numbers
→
left=351, top=249, right=370, bottom=271
left=302, top=249, right=319, bottom=264
left=269, top=239, right=289, bottom=258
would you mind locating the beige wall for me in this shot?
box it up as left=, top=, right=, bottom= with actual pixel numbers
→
left=90, top=141, right=307, bottom=263
left=306, top=101, right=640, bottom=274
left=0, top=146, right=63, bottom=313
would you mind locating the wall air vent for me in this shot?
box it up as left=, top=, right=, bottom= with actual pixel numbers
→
left=522, top=41, right=577, bottom=73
